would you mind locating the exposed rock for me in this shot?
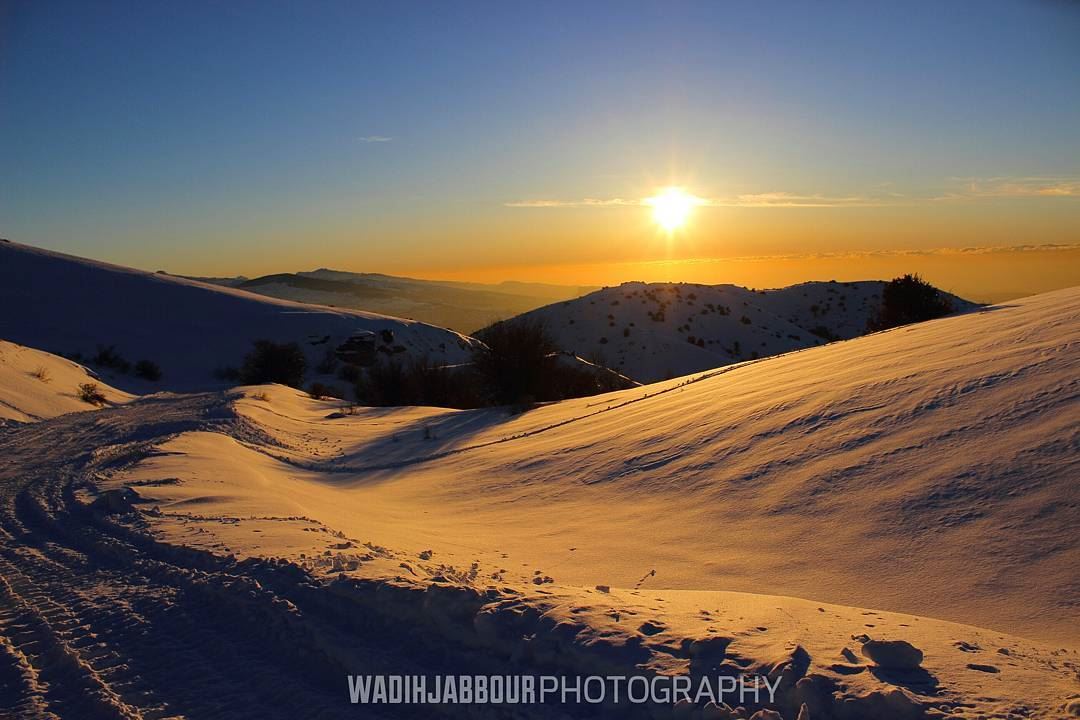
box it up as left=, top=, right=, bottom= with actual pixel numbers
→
left=860, top=639, right=924, bottom=669
left=91, top=487, right=140, bottom=514
left=966, top=662, right=1000, bottom=673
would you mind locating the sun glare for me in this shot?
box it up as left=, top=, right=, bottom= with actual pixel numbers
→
left=645, top=187, right=699, bottom=232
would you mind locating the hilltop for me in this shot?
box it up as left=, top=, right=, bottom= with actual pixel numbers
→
left=499, top=280, right=975, bottom=383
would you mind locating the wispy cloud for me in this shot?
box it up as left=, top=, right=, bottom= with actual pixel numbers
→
left=508, top=176, right=1080, bottom=210
left=358, top=135, right=393, bottom=144
left=631, top=243, right=1080, bottom=266
left=504, top=198, right=638, bottom=208
left=718, top=192, right=885, bottom=208
left=506, top=192, right=894, bottom=209
left=936, top=176, right=1080, bottom=201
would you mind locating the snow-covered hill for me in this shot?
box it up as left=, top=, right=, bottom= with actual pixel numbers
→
left=0, top=339, right=130, bottom=422
left=2, top=286, right=1076, bottom=718
left=0, top=241, right=477, bottom=392
left=504, top=280, right=976, bottom=383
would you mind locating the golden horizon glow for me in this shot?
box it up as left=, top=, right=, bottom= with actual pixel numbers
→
left=645, top=187, right=701, bottom=233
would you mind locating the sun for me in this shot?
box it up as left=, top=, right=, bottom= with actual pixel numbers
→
left=645, top=187, right=700, bottom=232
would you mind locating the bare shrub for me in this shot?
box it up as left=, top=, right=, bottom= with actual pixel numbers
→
left=77, top=382, right=107, bottom=405
left=241, top=340, right=306, bottom=388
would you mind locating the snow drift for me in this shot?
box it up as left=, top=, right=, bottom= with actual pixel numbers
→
left=0, top=339, right=130, bottom=422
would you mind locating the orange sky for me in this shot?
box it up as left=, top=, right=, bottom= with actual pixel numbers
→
left=111, top=197, right=1076, bottom=304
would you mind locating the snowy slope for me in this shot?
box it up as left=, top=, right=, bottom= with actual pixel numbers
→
left=85, top=286, right=1079, bottom=718
left=115, top=287, right=1078, bottom=643
left=505, top=281, right=976, bottom=382
left=2, top=286, right=1074, bottom=718
left=0, top=241, right=477, bottom=392
left=0, top=339, right=131, bottom=422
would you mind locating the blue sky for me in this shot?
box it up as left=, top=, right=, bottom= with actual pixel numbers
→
left=1, top=0, right=1078, bottom=281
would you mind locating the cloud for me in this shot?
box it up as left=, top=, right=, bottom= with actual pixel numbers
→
left=936, top=176, right=1080, bottom=201
left=632, top=243, right=1080, bottom=266
left=506, top=192, right=893, bottom=209
left=508, top=176, right=1080, bottom=210
left=717, top=192, right=886, bottom=208
left=507, top=175, right=1080, bottom=210
left=358, top=135, right=393, bottom=143
left=504, top=198, right=639, bottom=208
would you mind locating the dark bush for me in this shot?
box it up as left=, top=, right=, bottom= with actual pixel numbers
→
left=315, top=347, right=339, bottom=375
left=92, top=345, right=130, bottom=374
left=355, top=358, right=408, bottom=406
left=472, top=318, right=559, bottom=406
left=399, top=356, right=469, bottom=408
left=240, top=340, right=306, bottom=388
left=546, top=359, right=632, bottom=401
left=809, top=325, right=838, bottom=342
left=356, top=357, right=485, bottom=409
left=870, top=274, right=953, bottom=331
left=134, top=359, right=162, bottom=381
left=338, top=363, right=361, bottom=384
left=308, top=382, right=345, bottom=400
left=349, top=320, right=635, bottom=410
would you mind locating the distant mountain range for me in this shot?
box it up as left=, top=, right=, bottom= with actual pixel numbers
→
left=495, top=280, right=977, bottom=383
left=186, top=270, right=596, bottom=334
